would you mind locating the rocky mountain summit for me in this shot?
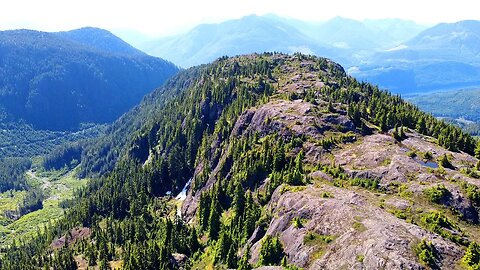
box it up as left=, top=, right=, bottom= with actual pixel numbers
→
left=177, top=54, right=479, bottom=269
left=4, top=53, right=479, bottom=269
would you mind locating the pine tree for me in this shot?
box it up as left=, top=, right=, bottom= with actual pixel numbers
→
left=233, top=182, right=245, bottom=224
left=98, top=238, right=110, bottom=270
left=237, top=245, right=252, bottom=270
left=165, top=218, right=173, bottom=252
left=86, top=243, right=97, bottom=266
left=188, top=228, right=200, bottom=256
left=327, top=100, right=334, bottom=112
left=475, top=141, right=480, bottom=159
left=438, top=154, right=453, bottom=169
left=215, top=229, right=231, bottom=263
left=145, top=242, right=160, bottom=270
left=98, top=257, right=110, bottom=270
left=208, top=186, right=222, bottom=240
left=360, top=120, right=372, bottom=135
left=226, top=243, right=238, bottom=268
left=258, top=235, right=284, bottom=266
left=198, top=191, right=211, bottom=231
left=295, top=150, right=304, bottom=174
left=243, top=192, right=257, bottom=238
left=416, top=117, right=427, bottom=134
left=399, top=126, right=406, bottom=139
left=273, top=140, right=285, bottom=172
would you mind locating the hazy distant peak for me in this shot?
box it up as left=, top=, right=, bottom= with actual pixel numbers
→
left=327, top=16, right=363, bottom=24
left=407, top=19, right=480, bottom=52
left=411, top=20, right=480, bottom=38
left=56, top=27, right=145, bottom=56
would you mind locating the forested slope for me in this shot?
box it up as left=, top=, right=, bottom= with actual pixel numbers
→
left=2, top=54, right=480, bottom=270
left=0, top=28, right=179, bottom=131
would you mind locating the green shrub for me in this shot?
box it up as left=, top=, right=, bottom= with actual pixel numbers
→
left=292, top=217, right=303, bottom=229
left=321, top=192, right=333, bottom=198
left=414, top=239, right=437, bottom=268
left=421, top=151, right=433, bottom=161
left=462, top=242, right=480, bottom=270
left=423, top=185, right=450, bottom=203
left=437, top=154, right=454, bottom=169
left=407, top=150, right=417, bottom=158
left=460, top=181, right=480, bottom=205
left=349, top=177, right=379, bottom=190
left=388, top=208, right=408, bottom=220
left=461, top=167, right=480, bottom=179
left=421, top=211, right=468, bottom=246
left=303, top=232, right=333, bottom=246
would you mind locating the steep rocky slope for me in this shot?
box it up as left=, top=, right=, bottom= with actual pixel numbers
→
left=177, top=54, right=480, bottom=269
left=3, top=53, right=479, bottom=269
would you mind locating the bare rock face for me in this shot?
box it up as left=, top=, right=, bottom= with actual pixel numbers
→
left=249, top=185, right=464, bottom=270
left=171, top=253, right=189, bottom=269
left=335, top=132, right=480, bottom=188
left=51, top=227, right=91, bottom=249
left=253, top=267, right=283, bottom=270
left=335, top=133, right=423, bottom=185
left=177, top=55, right=480, bottom=270
left=183, top=98, right=356, bottom=221
left=231, top=99, right=353, bottom=141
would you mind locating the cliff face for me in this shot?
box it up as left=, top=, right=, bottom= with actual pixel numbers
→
left=247, top=131, right=476, bottom=269
left=178, top=54, right=479, bottom=269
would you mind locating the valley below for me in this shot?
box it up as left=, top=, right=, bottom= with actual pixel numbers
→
left=406, top=88, right=480, bottom=135
left=0, top=167, right=88, bottom=249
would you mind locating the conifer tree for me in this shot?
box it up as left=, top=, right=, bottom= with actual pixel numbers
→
left=233, top=182, right=245, bottom=224
left=227, top=243, right=238, bottom=268
left=237, top=245, right=252, bottom=270
left=327, top=100, right=334, bottom=112
left=185, top=228, right=199, bottom=256
left=475, top=141, right=480, bottom=159
left=416, top=117, right=427, bottom=135
left=258, top=235, right=284, bottom=266
left=198, top=191, right=211, bottom=231
left=208, top=186, right=222, bottom=240
left=273, top=140, right=285, bottom=172
left=438, top=154, right=453, bottom=169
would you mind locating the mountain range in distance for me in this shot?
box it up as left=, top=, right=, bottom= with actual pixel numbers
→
left=138, top=15, right=426, bottom=68
left=2, top=16, right=479, bottom=159
left=131, top=15, right=480, bottom=95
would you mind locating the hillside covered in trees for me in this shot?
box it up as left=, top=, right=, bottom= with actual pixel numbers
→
left=0, top=28, right=179, bottom=131
left=2, top=54, right=480, bottom=270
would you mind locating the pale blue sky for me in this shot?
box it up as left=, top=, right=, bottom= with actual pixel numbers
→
left=1, top=0, right=479, bottom=37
